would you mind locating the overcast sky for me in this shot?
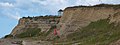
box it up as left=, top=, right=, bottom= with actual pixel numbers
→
left=0, top=0, right=120, bottom=38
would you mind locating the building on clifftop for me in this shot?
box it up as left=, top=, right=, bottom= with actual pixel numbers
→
left=58, top=9, right=63, bottom=16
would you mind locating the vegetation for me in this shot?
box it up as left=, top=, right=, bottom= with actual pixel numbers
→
left=15, top=25, right=56, bottom=39
left=53, top=35, right=60, bottom=41
left=67, top=4, right=120, bottom=9
left=45, top=25, right=56, bottom=36
left=22, top=16, right=33, bottom=20
left=16, top=28, right=41, bottom=38
left=4, top=34, right=13, bottom=38
left=22, top=15, right=61, bottom=21
left=66, top=19, right=120, bottom=45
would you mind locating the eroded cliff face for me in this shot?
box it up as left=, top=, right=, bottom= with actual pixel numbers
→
left=58, top=4, right=120, bottom=38
left=4, top=4, right=120, bottom=45
left=10, top=4, right=120, bottom=41
left=11, top=18, right=27, bottom=36
left=11, top=16, right=61, bottom=36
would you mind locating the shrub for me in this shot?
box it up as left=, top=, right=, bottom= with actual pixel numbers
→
left=4, top=34, right=13, bottom=38
left=16, top=28, right=41, bottom=38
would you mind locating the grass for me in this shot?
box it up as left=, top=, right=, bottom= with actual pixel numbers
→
left=45, top=25, right=56, bottom=36
left=67, top=4, right=120, bottom=9
left=66, top=19, right=120, bottom=45
left=16, top=28, right=41, bottom=38
left=16, top=25, right=57, bottom=40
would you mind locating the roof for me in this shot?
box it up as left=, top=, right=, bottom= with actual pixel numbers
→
left=58, top=9, right=63, bottom=12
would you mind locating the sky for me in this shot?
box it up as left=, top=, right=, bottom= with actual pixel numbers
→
left=0, top=0, right=120, bottom=38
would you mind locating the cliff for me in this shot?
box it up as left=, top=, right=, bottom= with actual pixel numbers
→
left=58, top=4, right=120, bottom=38
left=10, top=16, right=61, bottom=37
left=6, top=4, right=120, bottom=45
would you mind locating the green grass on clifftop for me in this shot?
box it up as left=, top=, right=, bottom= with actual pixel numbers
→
left=66, top=19, right=120, bottom=45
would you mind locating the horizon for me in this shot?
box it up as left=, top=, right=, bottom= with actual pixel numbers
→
left=0, top=0, right=120, bottom=38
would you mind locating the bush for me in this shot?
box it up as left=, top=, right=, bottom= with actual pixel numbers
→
left=4, top=34, right=13, bottom=38
left=16, top=28, right=41, bottom=38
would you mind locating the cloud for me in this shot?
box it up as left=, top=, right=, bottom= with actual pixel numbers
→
left=1, top=11, right=21, bottom=20
left=32, top=0, right=67, bottom=6
left=30, top=0, right=70, bottom=14
left=6, top=12, right=20, bottom=20
left=0, top=0, right=120, bottom=20
left=0, top=2, right=14, bottom=8
left=75, top=0, right=120, bottom=6
left=0, top=2, right=20, bottom=20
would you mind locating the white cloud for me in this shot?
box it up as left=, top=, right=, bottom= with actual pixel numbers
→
left=0, top=0, right=120, bottom=20
left=30, top=0, right=69, bottom=15
left=76, top=0, right=120, bottom=6
left=32, top=0, right=48, bottom=5
left=0, top=2, right=14, bottom=8
left=4, top=12, right=21, bottom=20
left=75, top=0, right=101, bottom=6
left=31, top=0, right=68, bottom=6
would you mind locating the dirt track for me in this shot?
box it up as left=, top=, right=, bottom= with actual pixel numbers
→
left=0, top=39, right=53, bottom=45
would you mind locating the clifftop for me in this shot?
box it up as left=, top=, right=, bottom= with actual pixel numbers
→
left=64, top=4, right=120, bottom=11
left=66, top=4, right=120, bottom=8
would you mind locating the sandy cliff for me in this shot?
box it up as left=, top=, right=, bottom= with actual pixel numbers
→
left=10, top=16, right=61, bottom=37
left=59, top=4, right=120, bottom=38
left=6, top=4, right=120, bottom=45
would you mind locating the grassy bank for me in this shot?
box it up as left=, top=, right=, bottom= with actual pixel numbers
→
left=66, top=19, right=120, bottom=45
